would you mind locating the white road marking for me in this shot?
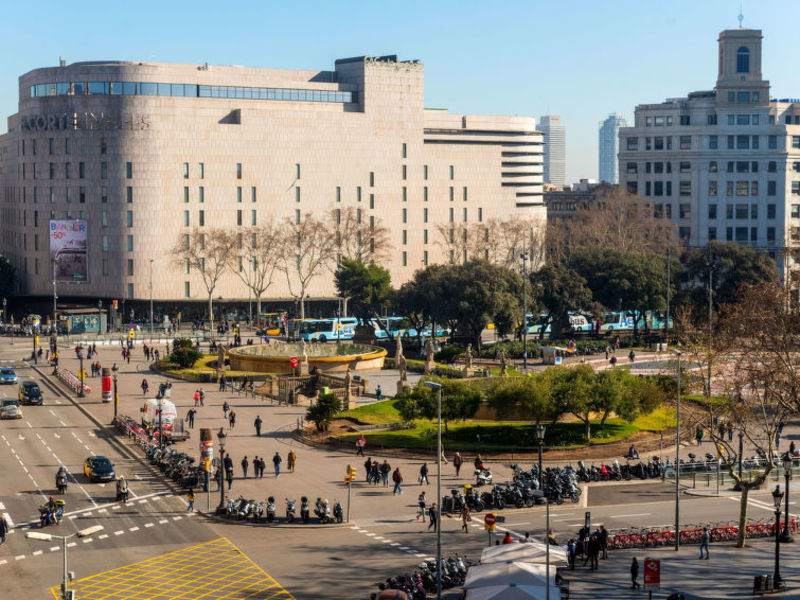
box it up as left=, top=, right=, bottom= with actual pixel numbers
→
left=17, top=434, right=24, bottom=441
left=98, top=534, right=108, bottom=540
left=14, top=555, right=25, bottom=561
left=0, top=503, right=5, bottom=511
left=67, top=542, right=76, bottom=548
left=129, top=526, right=139, bottom=532
left=609, top=513, right=651, bottom=518
left=172, top=516, right=182, bottom=521
left=98, top=509, right=107, bottom=514
left=0, top=560, right=6, bottom=565
left=390, top=542, right=401, bottom=546
left=49, top=547, right=59, bottom=552
left=48, top=410, right=56, bottom=416
left=158, top=519, right=168, bottom=524
left=144, top=523, right=154, bottom=528
left=138, top=499, right=148, bottom=504
left=82, top=538, right=93, bottom=544
left=114, top=530, right=124, bottom=536
left=32, top=550, right=42, bottom=556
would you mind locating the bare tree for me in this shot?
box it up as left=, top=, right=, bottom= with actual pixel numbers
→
left=435, top=223, right=472, bottom=264
left=171, top=228, right=234, bottom=327
left=547, top=186, right=678, bottom=263
left=280, top=213, right=336, bottom=319
left=227, top=222, right=286, bottom=317
left=330, top=206, right=392, bottom=265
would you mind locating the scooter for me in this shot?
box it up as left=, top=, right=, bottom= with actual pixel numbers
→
left=314, top=497, right=331, bottom=523
left=474, top=467, right=492, bottom=487
left=39, top=500, right=65, bottom=527
left=56, top=474, right=68, bottom=495
left=286, top=498, right=296, bottom=523
left=300, top=496, right=310, bottom=523
left=333, top=499, right=344, bottom=523
left=266, top=496, right=276, bottom=523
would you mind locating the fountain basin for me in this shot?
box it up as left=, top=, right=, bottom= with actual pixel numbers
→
left=227, top=342, right=387, bottom=373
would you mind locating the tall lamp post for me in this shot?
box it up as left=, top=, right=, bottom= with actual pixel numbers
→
left=536, top=424, right=546, bottom=490
left=149, top=258, right=154, bottom=336
left=77, top=347, right=86, bottom=398
left=112, top=363, right=119, bottom=421
left=673, top=349, right=681, bottom=550
left=216, top=427, right=227, bottom=513
left=521, top=251, right=529, bottom=371
left=97, top=299, right=103, bottom=336
left=423, top=381, right=443, bottom=600
left=2, top=297, right=6, bottom=324
left=26, top=525, right=104, bottom=600
left=772, top=485, right=785, bottom=590
left=781, top=455, right=794, bottom=543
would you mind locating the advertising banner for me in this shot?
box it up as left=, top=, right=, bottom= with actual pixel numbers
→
left=50, top=220, right=88, bottom=282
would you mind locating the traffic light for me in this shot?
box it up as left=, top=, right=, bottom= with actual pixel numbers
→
left=344, top=465, right=357, bottom=485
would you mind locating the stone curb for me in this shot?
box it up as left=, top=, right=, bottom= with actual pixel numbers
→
left=197, top=510, right=354, bottom=529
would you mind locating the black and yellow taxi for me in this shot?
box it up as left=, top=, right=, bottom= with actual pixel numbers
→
left=83, top=456, right=115, bottom=482
left=18, top=381, right=43, bottom=405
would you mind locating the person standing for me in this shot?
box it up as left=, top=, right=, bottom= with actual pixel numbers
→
left=287, top=450, right=296, bottom=472
left=0, top=513, right=7, bottom=544
left=427, top=503, right=438, bottom=532
left=453, top=451, right=463, bottom=477
left=727, top=421, right=734, bottom=441
left=699, top=527, right=710, bottom=559
left=356, top=435, right=366, bottom=456
left=214, top=468, right=222, bottom=491
left=228, top=410, right=236, bottom=429
left=375, top=385, right=382, bottom=402
left=254, top=415, right=263, bottom=437
left=380, top=460, right=391, bottom=486
left=187, top=489, right=195, bottom=512
left=364, top=457, right=373, bottom=482
left=272, top=452, right=282, bottom=477
left=419, top=462, right=429, bottom=485
left=222, top=401, right=230, bottom=420
left=417, top=491, right=427, bottom=522
left=567, top=539, right=577, bottom=570
left=599, top=525, right=608, bottom=559
left=241, top=456, right=249, bottom=479
left=193, top=390, right=201, bottom=406
left=392, top=467, right=403, bottom=495
left=225, top=467, right=233, bottom=491
left=187, top=408, right=196, bottom=429
left=631, top=557, right=641, bottom=589
left=460, top=504, right=470, bottom=533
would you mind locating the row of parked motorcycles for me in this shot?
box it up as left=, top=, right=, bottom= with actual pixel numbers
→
left=146, top=445, right=205, bottom=489
left=224, top=495, right=344, bottom=524
left=373, top=556, right=470, bottom=599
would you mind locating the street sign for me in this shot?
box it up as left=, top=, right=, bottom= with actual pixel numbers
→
left=484, top=513, right=497, bottom=531
left=644, top=558, right=660, bottom=590
left=129, top=329, right=135, bottom=339
left=289, top=356, right=299, bottom=369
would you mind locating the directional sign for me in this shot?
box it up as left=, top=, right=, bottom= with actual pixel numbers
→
left=644, top=558, right=660, bottom=590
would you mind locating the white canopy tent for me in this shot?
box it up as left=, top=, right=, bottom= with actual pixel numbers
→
left=480, top=542, right=568, bottom=566
left=465, top=583, right=551, bottom=600
left=464, top=562, right=558, bottom=590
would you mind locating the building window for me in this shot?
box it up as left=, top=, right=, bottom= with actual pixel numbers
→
left=735, top=227, right=748, bottom=241
left=767, top=227, right=776, bottom=242
left=653, top=203, right=663, bottom=218
left=735, top=203, right=749, bottom=219
left=356, top=187, right=362, bottom=202
left=199, top=163, right=204, bottom=179
left=736, top=181, right=749, bottom=196
left=402, top=187, right=407, bottom=202
left=184, top=187, right=189, bottom=203
left=401, top=165, right=407, bottom=181
left=708, top=181, right=717, bottom=196
left=295, top=209, right=300, bottom=224
left=680, top=136, right=691, bottom=150
left=449, top=207, right=454, bottom=222
left=295, top=187, right=301, bottom=202
left=402, top=143, right=407, bottom=159
left=709, top=135, right=717, bottom=150
left=680, top=115, right=690, bottom=126
left=449, top=187, right=454, bottom=202
left=463, top=207, right=468, bottom=222
left=251, top=187, right=256, bottom=203
left=236, top=210, right=242, bottom=226
left=423, top=165, right=428, bottom=180
left=478, top=207, right=483, bottom=222
left=126, top=186, right=133, bottom=203
left=184, top=282, right=190, bottom=298
left=369, top=194, right=375, bottom=209
left=752, top=135, right=759, bottom=149
left=183, top=210, right=189, bottom=226
left=654, top=181, right=663, bottom=196
left=792, top=205, right=800, bottom=219
left=199, top=187, right=204, bottom=203
left=402, top=208, right=407, bottom=224
left=102, top=236, right=108, bottom=252
left=679, top=227, right=690, bottom=241
left=708, top=204, right=717, bottom=219
left=767, top=204, right=776, bottom=219
left=707, top=113, right=717, bottom=125
left=449, top=165, right=454, bottom=180
left=751, top=181, right=759, bottom=196
left=402, top=252, right=407, bottom=267
left=251, top=210, right=257, bottom=226
left=727, top=136, right=735, bottom=149
left=402, top=230, right=407, bottom=245
left=626, top=162, right=638, bottom=174
left=679, top=181, right=691, bottom=196
left=726, top=227, right=733, bottom=241
left=737, top=46, right=750, bottom=73
left=369, top=171, right=374, bottom=187
left=709, top=161, right=718, bottom=173
left=769, top=136, right=778, bottom=150
left=679, top=161, right=691, bottom=173
left=463, top=187, right=468, bottom=202
left=423, top=208, right=428, bottom=223
left=627, top=182, right=638, bottom=194
left=423, top=187, right=428, bottom=202
left=48, top=138, right=54, bottom=155
left=336, top=186, right=341, bottom=202
left=627, top=137, right=638, bottom=151
left=236, top=163, right=242, bottom=179
left=679, top=204, right=691, bottom=219
left=102, top=259, right=108, bottom=276
left=236, top=186, right=242, bottom=203
left=183, top=162, right=189, bottom=178
left=736, top=135, right=749, bottom=150
left=127, top=259, right=134, bottom=276
left=125, top=210, right=132, bottom=227
left=199, top=210, right=205, bottom=226
left=423, top=250, right=428, bottom=265
left=708, top=227, right=717, bottom=241
left=768, top=181, right=777, bottom=196
left=751, top=204, right=758, bottom=219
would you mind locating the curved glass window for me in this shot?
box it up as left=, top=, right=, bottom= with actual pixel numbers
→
left=737, top=46, right=750, bottom=73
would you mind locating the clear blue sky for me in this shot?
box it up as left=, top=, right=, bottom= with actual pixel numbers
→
left=2, top=0, right=799, bottom=183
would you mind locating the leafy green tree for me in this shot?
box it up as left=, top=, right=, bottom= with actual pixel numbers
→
left=529, top=264, right=592, bottom=338
left=549, top=365, right=597, bottom=440
left=334, top=258, right=392, bottom=319
left=679, top=241, right=778, bottom=317
left=306, top=392, right=342, bottom=432
left=0, top=254, right=15, bottom=300
left=487, top=375, right=558, bottom=425
left=392, top=264, right=447, bottom=341
left=570, top=249, right=668, bottom=336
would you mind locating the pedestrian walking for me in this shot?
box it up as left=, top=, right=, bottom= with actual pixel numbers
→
left=187, top=489, right=195, bottom=512
left=417, top=491, right=427, bottom=522
left=241, top=456, right=249, bottom=479
left=453, top=451, right=463, bottom=477
left=699, top=527, right=710, bottom=559
left=198, top=387, right=204, bottom=406
left=628, top=350, right=636, bottom=363
left=214, top=468, right=221, bottom=491
left=604, top=346, right=610, bottom=360
left=427, top=504, right=438, bottom=532
left=356, top=435, right=366, bottom=456
left=375, top=385, right=382, bottom=402
left=631, top=557, right=641, bottom=589
left=441, top=448, right=448, bottom=464
left=219, top=375, right=226, bottom=392
left=599, top=525, right=608, bottom=559
left=392, top=467, right=403, bottom=495
left=380, top=460, right=391, bottom=486
left=696, top=425, right=704, bottom=445
left=718, top=421, right=726, bottom=440
left=141, top=378, right=149, bottom=395
left=193, top=390, right=201, bottom=406
left=272, top=452, right=282, bottom=477
left=225, top=468, right=233, bottom=491
left=0, top=514, right=7, bottom=544
left=186, top=408, right=196, bottom=429
left=460, top=504, right=470, bottom=533
left=567, top=539, right=576, bottom=570
left=419, top=462, right=429, bottom=485
left=222, top=402, right=230, bottom=420
left=727, top=421, right=734, bottom=441
left=287, top=450, right=296, bottom=472
left=229, top=410, right=236, bottom=429
left=364, top=457, right=373, bottom=482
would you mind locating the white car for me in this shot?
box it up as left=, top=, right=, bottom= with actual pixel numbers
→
left=0, top=399, right=22, bottom=419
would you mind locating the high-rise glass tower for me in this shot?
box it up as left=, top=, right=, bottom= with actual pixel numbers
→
left=538, top=115, right=566, bottom=186
left=598, top=113, right=629, bottom=183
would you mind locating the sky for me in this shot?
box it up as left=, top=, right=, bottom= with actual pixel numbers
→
left=2, top=0, right=800, bottom=183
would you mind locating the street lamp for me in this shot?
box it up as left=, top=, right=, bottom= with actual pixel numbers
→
left=216, top=427, right=227, bottom=513
left=149, top=258, right=154, bottom=336
left=2, top=297, right=5, bottom=324
left=423, top=380, right=443, bottom=600
left=111, top=363, right=119, bottom=421
left=673, top=349, right=681, bottom=551
left=520, top=251, right=529, bottom=370
left=77, top=346, right=86, bottom=398
left=27, top=525, right=104, bottom=600
left=97, top=299, right=103, bottom=336
left=536, top=424, right=546, bottom=491
left=781, top=455, right=794, bottom=543
left=772, top=485, right=785, bottom=589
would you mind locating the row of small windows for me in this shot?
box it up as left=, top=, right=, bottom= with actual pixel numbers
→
left=185, top=162, right=455, bottom=182
left=726, top=90, right=759, bottom=103
left=10, top=185, right=133, bottom=205
left=19, top=161, right=133, bottom=180
left=628, top=160, right=783, bottom=175
left=30, top=81, right=357, bottom=104
left=629, top=180, right=779, bottom=197
left=627, top=135, right=780, bottom=151
left=19, top=136, right=112, bottom=157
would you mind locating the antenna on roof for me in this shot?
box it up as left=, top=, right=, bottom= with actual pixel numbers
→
left=738, top=0, right=744, bottom=28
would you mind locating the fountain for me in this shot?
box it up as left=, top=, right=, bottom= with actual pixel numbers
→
left=227, top=342, right=387, bottom=374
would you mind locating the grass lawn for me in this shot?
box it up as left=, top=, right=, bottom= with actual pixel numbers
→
left=339, top=398, right=404, bottom=425
left=631, top=405, right=676, bottom=431
left=683, top=394, right=728, bottom=408
left=338, top=417, right=641, bottom=451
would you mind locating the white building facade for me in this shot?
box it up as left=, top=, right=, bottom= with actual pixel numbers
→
left=618, top=28, right=800, bottom=277
left=598, top=113, right=629, bottom=184
left=0, top=56, right=545, bottom=304
left=538, top=115, right=566, bottom=187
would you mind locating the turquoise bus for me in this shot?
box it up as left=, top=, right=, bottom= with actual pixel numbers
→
left=297, top=318, right=358, bottom=342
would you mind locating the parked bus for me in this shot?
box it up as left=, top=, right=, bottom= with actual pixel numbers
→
left=369, top=317, right=418, bottom=339
left=297, top=317, right=358, bottom=342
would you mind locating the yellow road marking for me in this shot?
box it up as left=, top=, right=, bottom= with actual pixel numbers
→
left=48, top=538, right=294, bottom=599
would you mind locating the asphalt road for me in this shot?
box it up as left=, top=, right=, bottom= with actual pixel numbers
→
left=0, top=337, right=798, bottom=600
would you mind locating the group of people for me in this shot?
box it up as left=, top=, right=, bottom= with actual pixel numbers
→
left=566, top=525, right=608, bottom=572
left=214, top=450, right=296, bottom=490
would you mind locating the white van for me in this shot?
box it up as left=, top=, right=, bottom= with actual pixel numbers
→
left=141, top=398, right=188, bottom=442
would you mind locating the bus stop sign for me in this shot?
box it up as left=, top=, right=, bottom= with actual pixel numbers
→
left=644, top=558, right=660, bottom=590
left=289, top=356, right=299, bottom=369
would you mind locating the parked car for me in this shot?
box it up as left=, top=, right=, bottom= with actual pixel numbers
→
left=18, top=381, right=43, bottom=405
left=0, top=368, right=18, bottom=385
left=83, top=456, right=116, bottom=482
left=0, top=399, right=22, bottom=419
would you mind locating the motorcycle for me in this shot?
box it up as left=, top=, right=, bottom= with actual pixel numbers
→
left=226, top=496, right=245, bottom=519
left=333, top=499, right=344, bottom=523
left=116, top=482, right=129, bottom=503
left=39, top=500, right=65, bottom=527
left=300, top=496, right=310, bottom=523
left=314, top=497, right=331, bottom=523
left=266, top=496, right=276, bottom=523
left=252, top=501, right=265, bottom=523
left=286, top=498, right=296, bottom=523
left=56, top=473, right=68, bottom=495
left=474, top=467, right=492, bottom=487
